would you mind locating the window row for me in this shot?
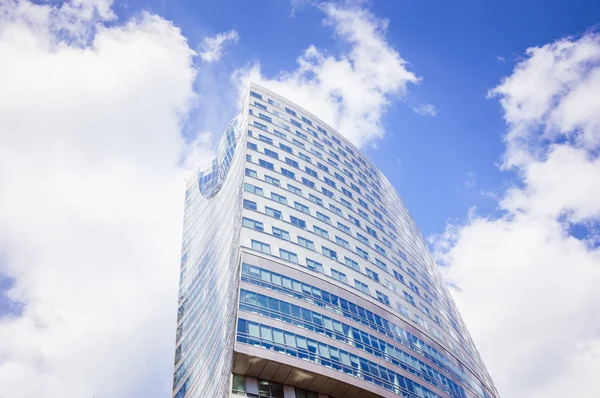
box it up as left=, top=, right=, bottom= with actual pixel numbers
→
left=237, top=318, right=445, bottom=398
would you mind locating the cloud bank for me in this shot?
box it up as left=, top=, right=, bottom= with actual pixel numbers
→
left=0, top=0, right=213, bottom=396
left=432, top=33, right=600, bottom=398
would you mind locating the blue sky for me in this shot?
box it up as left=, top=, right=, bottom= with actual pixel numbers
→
left=117, top=0, right=598, bottom=235
left=1, top=1, right=600, bottom=397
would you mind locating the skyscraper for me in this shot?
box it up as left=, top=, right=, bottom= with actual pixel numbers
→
left=173, top=83, right=498, bottom=398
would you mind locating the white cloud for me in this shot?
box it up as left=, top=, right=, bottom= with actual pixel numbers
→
left=464, top=171, right=476, bottom=187
left=497, top=56, right=505, bottom=63
left=235, top=4, right=419, bottom=148
left=412, top=103, right=437, bottom=116
left=432, top=33, right=600, bottom=398
left=198, top=29, right=239, bottom=62
left=0, top=1, right=213, bottom=397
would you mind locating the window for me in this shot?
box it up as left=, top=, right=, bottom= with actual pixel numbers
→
left=321, top=187, right=334, bottom=198
left=331, top=269, right=348, bottom=284
left=351, top=183, right=361, bottom=194
left=376, top=291, right=390, bottom=305
left=366, top=194, right=376, bottom=205
left=274, top=130, right=287, bottom=140
left=292, top=139, right=305, bottom=149
left=322, top=246, right=337, bottom=260
left=264, top=148, right=279, bottom=159
left=259, top=159, right=274, bottom=170
left=382, top=237, right=392, bottom=249
left=301, top=116, right=312, bottom=126
left=253, top=121, right=268, bottom=131
left=409, top=282, right=420, bottom=295
left=374, top=220, right=384, bottom=232
left=294, top=201, right=310, bottom=214
left=285, top=107, right=296, bottom=117
left=393, top=270, right=405, bottom=284
left=348, top=215, right=360, bottom=227
left=311, top=148, right=323, bottom=158
left=265, top=207, right=282, bottom=219
left=397, top=303, right=410, bottom=318
left=337, top=222, right=350, bottom=234
left=415, top=315, right=428, bottom=330
left=373, top=210, right=382, bottom=220
left=308, top=194, right=323, bottom=206
left=299, top=152, right=311, bottom=163
left=254, top=101, right=266, bottom=111
left=247, top=142, right=257, bottom=151
left=297, top=129, right=309, bottom=139
left=290, top=216, right=306, bottom=228
left=298, top=236, right=315, bottom=250
left=358, top=198, right=369, bottom=209
left=314, top=226, right=328, bottom=238
left=265, top=175, right=280, bottom=186
left=344, top=257, right=360, bottom=271
left=366, top=226, right=378, bottom=238
left=421, top=304, right=431, bottom=317
left=250, top=91, right=262, bottom=100
left=404, top=291, right=415, bottom=306
left=375, top=258, right=388, bottom=271
left=242, top=217, right=263, bottom=231
left=272, top=227, right=290, bottom=240
left=284, top=157, right=298, bottom=168
left=301, top=177, right=315, bottom=189
left=407, top=267, right=417, bottom=279
left=424, top=294, right=433, bottom=305
left=287, top=184, right=302, bottom=196
left=281, top=168, right=295, bottom=179
left=305, top=167, right=318, bottom=178
left=356, top=247, right=369, bottom=260
left=280, top=249, right=299, bottom=263
left=290, top=119, right=301, bottom=128
left=341, top=188, right=353, bottom=199
left=316, top=212, right=331, bottom=224
left=341, top=198, right=353, bottom=209
left=356, top=233, right=369, bottom=245
left=334, top=172, right=345, bottom=183
left=355, top=280, right=370, bottom=294
left=323, top=177, right=336, bottom=189
left=317, top=162, right=329, bottom=173
left=245, top=168, right=257, bottom=178
left=314, top=141, right=324, bottom=150
left=244, top=183, right=263, bottom=195
left=243, top=199, right=257, bottom=211
left=258, top=134, right=273, bottom=144
left=251, top=240, right=271, bottom=254
left=375, top=244, right=387, bottom=256
left=329, top=204, right=342, bottom=216
left=358, top=209, right=369, bottom=220
left=336, top=236, right=350, bottom=249
left=279, top=143, right=293, bottom=153
left=306, top=258, right=323, bottom=273
left=366, top=268, right=379, bottom=282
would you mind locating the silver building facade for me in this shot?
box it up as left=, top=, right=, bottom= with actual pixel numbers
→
left=173, top=83, right=499, bottom=398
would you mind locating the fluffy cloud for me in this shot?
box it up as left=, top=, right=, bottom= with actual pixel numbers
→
left=198, top=29, right=239, bottom=62
left=235, top=3, right=419, bottom=148
left=432, top=33, right=600, bottom=398
left=0, top=0, right=213, bottom=397
left=412, top=103, right=437, bottom=116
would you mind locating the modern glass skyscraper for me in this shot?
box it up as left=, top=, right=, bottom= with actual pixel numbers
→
left=173, top=83, right=498, bottom=398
